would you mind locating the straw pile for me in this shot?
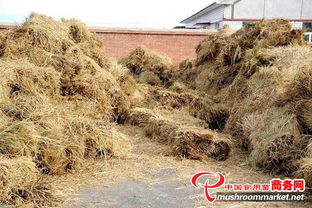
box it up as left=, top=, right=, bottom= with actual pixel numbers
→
left=168, top=81, right=188, bottom=93
left=228, top=46, right=312, bottom=173
left=171, top=127, right=231, bottom=161
left=0, top=13, right=130, bottom=206
left=295, top=145, right=312, bottom=188
left=179, top=19, right=303, bottom=93
left=177, top=19, right=312, bottom=176
left=2, top=14, right=311, bottom=205
left=0, top=157, right=57, bottom=207
left=144, top=117, right=231, bottom=161
left=150, top=89, right=194, bottom=110
left=142, top=110, right=230, bottom=161
left=119, top=45, right=233, bottom=162
left=0, top=14, right=131, bottom=121
left=120, top=46, right=174, bottom=86
left=144, top=116, right=178, bottom=144
left=126, top=107, right=161, bottom=127
left=124, top=88, right=231, bottom=161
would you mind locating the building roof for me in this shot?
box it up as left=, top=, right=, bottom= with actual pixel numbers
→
left=180, top=0, right=236, bottom=23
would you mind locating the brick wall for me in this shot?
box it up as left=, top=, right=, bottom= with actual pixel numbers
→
left=94, top=29, right=210, bottom=65
left=0, top=25, right=210, bottom=65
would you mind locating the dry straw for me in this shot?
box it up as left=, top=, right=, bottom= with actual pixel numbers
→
left=0, top=13, right=131, bottom=206
left=120, top=46, right=174, bottom=86
left=1, top=13, right=312, bottom=206
left=176, top=19, right=312, bottom=180
left=141, top=110, right=231, bottom=161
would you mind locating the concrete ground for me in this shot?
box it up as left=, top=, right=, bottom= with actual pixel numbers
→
left=67, top=169, right=200, bottom=208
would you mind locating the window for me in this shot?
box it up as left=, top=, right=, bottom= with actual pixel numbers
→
left=304, top=33, right=312, bottom=43
left=303, top=22, right=312, bottom=32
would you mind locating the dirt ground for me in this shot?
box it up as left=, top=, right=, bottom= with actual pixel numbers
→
left=53, top=125, right=311, bottom=208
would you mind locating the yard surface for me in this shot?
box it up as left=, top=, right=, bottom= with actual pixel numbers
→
left=55, top=125, right=310, bottom=208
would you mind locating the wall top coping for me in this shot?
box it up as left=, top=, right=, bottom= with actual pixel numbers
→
left=0, top=24, right=213, bottom=36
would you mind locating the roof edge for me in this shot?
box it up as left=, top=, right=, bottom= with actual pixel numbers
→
left=180, top=1, right=235, bottom=24
left=180, top=2, right=218, bottom=23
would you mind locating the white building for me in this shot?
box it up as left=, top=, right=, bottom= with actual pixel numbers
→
left=181, top=0, right=312, bottom=35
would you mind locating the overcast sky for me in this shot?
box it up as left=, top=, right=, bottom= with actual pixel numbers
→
left=0, top=0, right=214, bottom=28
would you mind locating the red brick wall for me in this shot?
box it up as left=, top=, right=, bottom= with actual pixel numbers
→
left=0, top=25, right=210, bottom=65
left=93, top=29, right=210, bottom=65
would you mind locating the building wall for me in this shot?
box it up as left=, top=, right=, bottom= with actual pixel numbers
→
left=234, top=0, right=312, bottom=19
left=203, top=24, right=218, bottom=30
left=183, top=0, right=312, bottom=30
left=0, top=26, right=210, bottom=65
left=221, top=21, right=243, bottom=30
left=185, top=5, right=225, bottom=28
left=223, top=5, right=233, bottom=19
left=290, top=21, right=303, bottom=29
left=265, top=0, right=302, bottom=19
left=302, top=0, right=312, bottom=19
left=233, top=0, right=266, bottom=19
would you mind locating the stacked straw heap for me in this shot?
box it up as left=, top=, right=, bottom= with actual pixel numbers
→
left=0, top=13, right=131, bottom=207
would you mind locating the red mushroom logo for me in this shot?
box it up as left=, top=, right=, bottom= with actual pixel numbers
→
left=191, top=172, right=225, bottom=202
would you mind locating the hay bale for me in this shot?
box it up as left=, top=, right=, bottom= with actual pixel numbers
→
left=180, top=19, right=304, bottom=95
left=225, top=45, right=309, bottom=118
left=223, top=46, right=312, bottom=137
left=223, top=65, right=282, bottom=137
left=0, top=13, right=131, bottom=121
left=143, top=112, right=230, bottom=161
left=151, top=89, right=188, bottom=109
left=241, top=107, right=304, bottom=174
left=35, top=116, right=129, bottom=175
left=0, top=157, right=57, bottom=207
left=150, top=88, right=199, bottom=110
left=213, top=45, right=312, bottom=177
left=216, top=19, right=303, bottom=66
left=0, top=108, right=129, bottom=175
left=120, top=46, right=174, bottom=86
left=0, top=13, right=133, bottom=206
left=178, top=66, right=199, bottom=90
left=0, top=59, right=61, bottom=120
left=178, top=59, right=193, bottom=72
left=144, top=116, right=178, bottom=144
left=170, top=127, right=231, bottom=161
left=178, top=59, right=196, bottom=87
left=168, top=82, right=188, bottom=93
left=0, top=59, right=130, bottom=175
left=295, top=157, right=312, bottom=188
left=295, top=99, right=312, bottom=135
left=129, top=84, right=152, bottom=108
left=195, top=26, right=234, bottom=66
left=0, top=13, right=110, bottom=69
left=294, top=144, right=312, bottom=188
left=126, top=107, right=160, bottom=127
left=0, top=121, right=39, bottom=157
left=175, top=19, right=310, bottom=176
left=0, top=13, right=130, bottom=122
left=282, top=64, right=312, bottom=103
left=188, top=97, right=229, bottom=131
left=137, top=71, right=162, bottom=86
left=106, top=60, right=137, bottom=97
